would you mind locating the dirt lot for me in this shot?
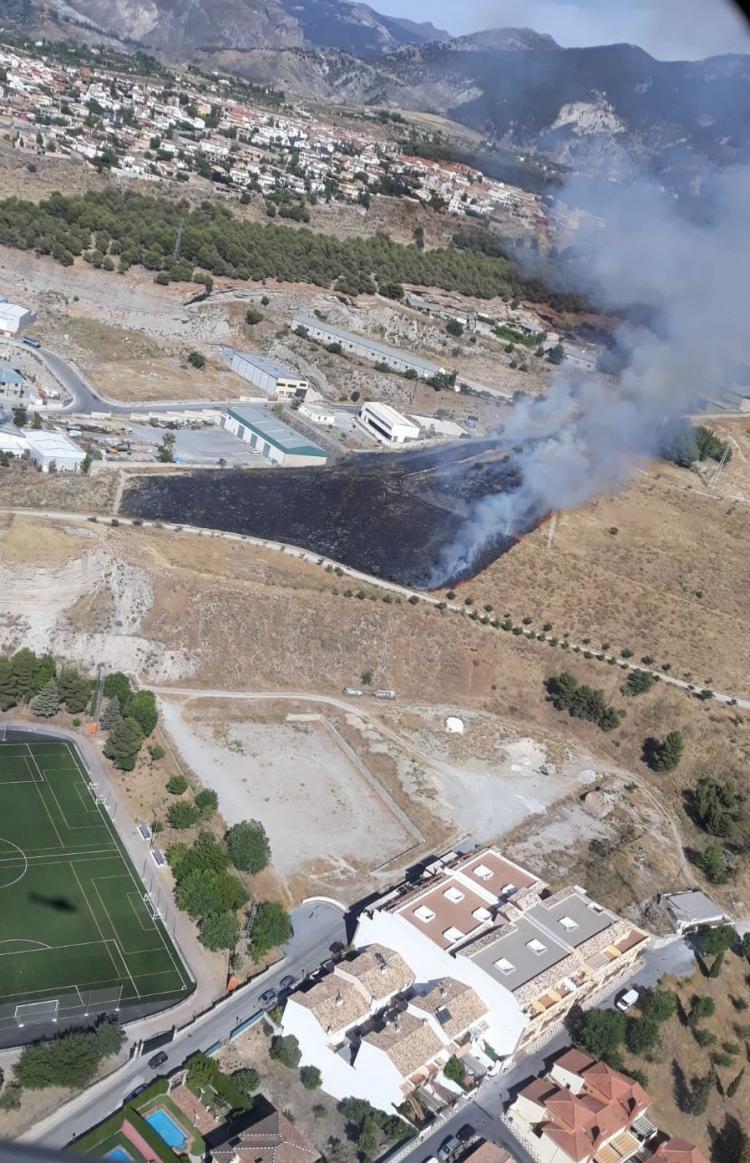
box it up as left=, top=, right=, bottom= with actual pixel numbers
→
left=217, top=1026, right=354, bottom=1159
left=0, top=466, right=120, bottom=513
left=620, top=952, right=750, bottom=1160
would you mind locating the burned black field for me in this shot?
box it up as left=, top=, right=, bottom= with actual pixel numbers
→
left=122, top=443, right=524, bottom=588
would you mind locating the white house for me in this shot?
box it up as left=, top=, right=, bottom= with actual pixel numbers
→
left=299, top=401, right=337, bottom=427
left=358, top=402, right=420, bottom=447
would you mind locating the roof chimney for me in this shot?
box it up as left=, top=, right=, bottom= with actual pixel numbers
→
left=335, top=992, right=344, bottom=1007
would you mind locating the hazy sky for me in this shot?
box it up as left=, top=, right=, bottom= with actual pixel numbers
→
left=376, top=0, right=750, bottom=59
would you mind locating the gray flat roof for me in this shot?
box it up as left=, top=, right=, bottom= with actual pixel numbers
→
left=227, top=405, right=326, bottom=458
left=230, top=350, right=307, bottom=382
left=667, top=891, right=727, bottom=924
left=294, top=314, right=443, bottom=375
left=526, top=893, right=615, bottom=949
left=465, top=913, right=572, bottom=993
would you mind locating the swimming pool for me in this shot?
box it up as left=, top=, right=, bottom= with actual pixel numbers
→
left=106, top=1149, right=133, bottom=1162
left=144, top=1107, right=189, bottom=1150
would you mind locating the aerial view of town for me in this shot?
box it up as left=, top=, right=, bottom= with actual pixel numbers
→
left=0, top=0, right=748, bottom=1161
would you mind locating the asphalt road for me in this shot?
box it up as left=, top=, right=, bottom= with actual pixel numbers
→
left=25, top=900, right=347, bottom=1149
left=399, top=937, right=696, bottom=1163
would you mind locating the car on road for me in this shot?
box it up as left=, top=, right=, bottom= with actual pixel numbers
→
left=259, top=988, right=278, bottom=1007
left=615, top=986, right=640, bottom=1011
left=22, top=336, right=41, bottom=348
left=437, top=1135, right=461, bottom=1161
left=457, top=1124, right=476, bottom=1143
left=279, top=975, right=297, bottom=991
left=147, top=1051, right=169, bottom=1070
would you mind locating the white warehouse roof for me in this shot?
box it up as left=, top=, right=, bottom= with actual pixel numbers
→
left=294, top=314, right=444, bottom=375
left=362, top=401, right=419, bottom=429
left=228, top=349, right=305, bottom=381
left=25, top=429, right=85, bottom=460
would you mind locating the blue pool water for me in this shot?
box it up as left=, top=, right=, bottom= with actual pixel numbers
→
left=144, top=1108, right=189, bottom=1150
left=106, top=1150, right=133, bottom=1162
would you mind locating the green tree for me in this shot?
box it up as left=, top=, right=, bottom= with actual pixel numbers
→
left=710, top=952, right=725, bottom=978
left=16, top=1032, right=101, bottom=1090
left=92, top=1019, right=124, bottom=1058
left=245, top=308, right=264, bottom=325
left=624, top=669, right=655, bottom=697
left=168, top=831, right=229, bottom=880
left=32, top=653, right=56, bottom=691
left=573, top=1007, right=627, bottom=1064
left=157, top=431, right=176, bottom=463
left=166, top=774, right=188, bottom=795
left=104, top=672, right=133, bottom=703
left=30, top=678, right=59, bottom=718
left=547, top=342, right=565, bottom=365
left=100, top=696, right=121, bottom=731
left=167, top=800, right=201, bottom=830
left=446, top=317, right=464, bottom=337
left=57, top=668, right=91, bottom=714
left=269, top=1034, right=301, bottom=1068
left=226, top=820, right=270, bottom=873
left=692, top=776, right=738, bottom=837
left=0, top=1081, right=22, bottom=1110
left=645, top=730, right=685, bottom=771
left=300, top=1065, right=322, bottom=1090
left=357, top=1117, right=379, bottom=1160
left=0, top=657, right=19, bottom=710
left=195, top=788, right=218, bottom=817
left=124, top=689, right=158, bottom=736
left=700, top=842, right=729, bottom=885
left=199, top=910, right=238, bottom=951
left=249, top=901, right=293, bottom=959
left=443, top=1056, right=464, bottom=1085
left=625, top=1015, right=660, bottom=1055
left=685, top=1068, right=715, bottom=1115
left=187, top=351, right=206, bottom=369
left=11, top=648, right=37, bottom=701
left=232, top=1067, right=260, bottom=1095
left=641, top=989, right=676, bottom=1023
left=104, top=716, right=144, bottom=771
left=727, top=1068, right=745, bottom=1098
left=689, top=995, right=716, bottom=1025
left=175, top=867, right=247, bottom=918
left=699, top=925, right=736, bottom=958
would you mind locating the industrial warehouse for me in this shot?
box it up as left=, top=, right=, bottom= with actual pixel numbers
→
left=293, top=314, right=446, bottom=380
left=358, top=401, right=421, bottom=446
left=221, top=348, right=309, bottom=400
left=223, top=404, right=328, bottom=466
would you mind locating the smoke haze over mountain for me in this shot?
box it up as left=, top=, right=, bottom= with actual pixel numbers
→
left=431, top=165, right=749, bottom=584
left=375, top=0, right=750, bottom=58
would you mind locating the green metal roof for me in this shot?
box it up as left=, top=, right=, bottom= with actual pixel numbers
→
left=228, top=405, right=327, bottom=458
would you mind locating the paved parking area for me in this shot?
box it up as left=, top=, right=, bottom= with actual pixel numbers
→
left=128, top=423, right=272, bottom=466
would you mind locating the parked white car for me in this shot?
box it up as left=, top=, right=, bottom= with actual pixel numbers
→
left=615, top=987, right=640, bottom=1011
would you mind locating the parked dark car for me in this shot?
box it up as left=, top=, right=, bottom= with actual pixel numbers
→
left=457, top=1124, right=476, bottom=1143
left=279, top=975, right=297, bottom=991
left=437, top=1135, right=461, bottom=1161
left=147, top=1051, right=168, bottom=1070
left=259, top=988, right=278, bottom=1006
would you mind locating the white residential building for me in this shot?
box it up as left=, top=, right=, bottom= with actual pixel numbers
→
left=299, top=401, right=337, bottom=427
left=358, top=402, right=420, bottom=446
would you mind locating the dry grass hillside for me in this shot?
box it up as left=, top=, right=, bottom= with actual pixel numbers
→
left=439, top=430, right=750, bottom=698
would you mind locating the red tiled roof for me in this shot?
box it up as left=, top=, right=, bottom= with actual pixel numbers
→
left=651, top=1139, right=709, bottom=1163
left=211, top=1110, right=320, bottom=1163
left=534, top=1060, right=651, bottom=1163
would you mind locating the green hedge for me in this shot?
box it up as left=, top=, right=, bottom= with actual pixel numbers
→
left=73, top=1079, right=172, bottom=1157
left=186, top=1052, right=252, bottom=1112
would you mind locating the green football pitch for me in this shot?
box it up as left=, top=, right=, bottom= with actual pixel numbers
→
left=0, top=738, right=192, bottom=1029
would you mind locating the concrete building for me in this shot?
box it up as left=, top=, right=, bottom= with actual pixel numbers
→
left=293, top=313, right=445, bottom=380
left=24, top=428, right=86, bottom=472
left=0, top=295, right=36, bottom=337
left=299, top=400, right=336, bottom=427
left=0, top=421, right=28, bottom=457
left=508, top=1048, right=657, bottom=1163
left=358, top=402, right=420, bottom=446
left=223, top=405, right=328, bottom=467
left=222, top=348, right=308, bottom=401
left=666, top=890, right=730, bottom=935
left=354, top=847, right=649, bottom=1057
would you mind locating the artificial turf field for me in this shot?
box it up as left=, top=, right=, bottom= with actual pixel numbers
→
left=0, top=738, right=191, bottom=1029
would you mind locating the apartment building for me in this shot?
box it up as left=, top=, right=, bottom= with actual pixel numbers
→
left=354, top=847, right=649, bottom=1055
